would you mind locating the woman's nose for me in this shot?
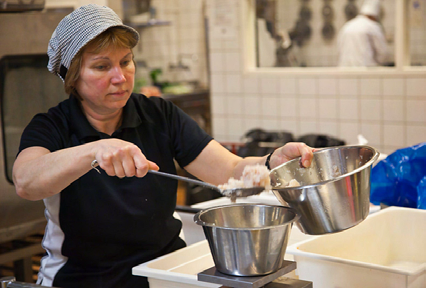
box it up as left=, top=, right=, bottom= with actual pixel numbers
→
left=111, top=67, right=126, bottom=83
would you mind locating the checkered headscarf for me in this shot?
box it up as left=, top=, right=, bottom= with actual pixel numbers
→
left=47, top=4, right=139, bottom=81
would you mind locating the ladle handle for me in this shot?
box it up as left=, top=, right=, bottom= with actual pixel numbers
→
left=148, top=170, right=221, bottom=192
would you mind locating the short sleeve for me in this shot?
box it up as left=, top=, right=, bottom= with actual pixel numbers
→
left=147, top=96, right=213, bottom=168
left=18, top=111, right=68, bottom=154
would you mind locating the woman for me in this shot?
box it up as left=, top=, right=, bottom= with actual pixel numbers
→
left=12, top=4, right=314, bottom=288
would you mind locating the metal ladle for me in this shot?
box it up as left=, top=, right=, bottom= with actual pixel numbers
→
left=90, top=160, right=265, bottom=199
left=148, top=170, right=266, bottom=199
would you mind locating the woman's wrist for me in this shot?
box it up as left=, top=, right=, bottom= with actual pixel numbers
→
left=265, top=152, right=273, bottom=170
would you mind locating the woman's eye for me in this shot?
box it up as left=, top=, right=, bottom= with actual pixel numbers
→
left=121, top=60, right=131, bottom=66
left=95, top=65, right=107, bottom=70
left=92, top=61, right=110, bottom=70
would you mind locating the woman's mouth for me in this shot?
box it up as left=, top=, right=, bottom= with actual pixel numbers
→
left=110, top=90, right=127, bottom=97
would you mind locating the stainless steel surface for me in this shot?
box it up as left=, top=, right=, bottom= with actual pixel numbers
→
left=270, top=145, right=380, bottom=235
left=197, top=261, right=298, bottom=288
left=194, top=204, right=298, bottom=276
left=0, top=10, right=69, bottom=244
left=148, top=170, right=265, bottom=198
left=1, top=277, right=14, bottom=288
left=0, top=276, right=59, bottom=288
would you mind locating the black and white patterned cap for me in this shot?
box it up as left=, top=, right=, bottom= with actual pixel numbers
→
left=47, top=4, right=139, bottom=81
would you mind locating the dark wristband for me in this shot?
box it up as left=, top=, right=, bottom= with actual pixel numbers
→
left=265, top=152, right=273, bottom=170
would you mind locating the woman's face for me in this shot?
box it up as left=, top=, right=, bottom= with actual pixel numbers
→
left=75, top=45, right=135, bottom=116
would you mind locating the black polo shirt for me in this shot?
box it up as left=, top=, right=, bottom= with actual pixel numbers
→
left=19, top=93, right=213, bottom=287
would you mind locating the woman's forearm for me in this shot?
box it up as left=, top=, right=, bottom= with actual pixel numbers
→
left=12, top=143, right=97, bottom=201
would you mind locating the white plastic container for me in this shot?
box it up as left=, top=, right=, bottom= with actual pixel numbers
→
left=287, top=207, right=426, bottom=288
left=132, top=240, right=221, bottom=288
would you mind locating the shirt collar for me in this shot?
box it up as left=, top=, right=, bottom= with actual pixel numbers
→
left=69, top=94, right=142, bottom=141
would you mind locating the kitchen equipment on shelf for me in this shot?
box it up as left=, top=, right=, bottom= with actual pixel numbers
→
left=193, top=204, right=299, bottom=276
left=0, top=0, right=45, bottom=12
left=344, top=0, right=358, bottom=21
left=321, top=0, right=335, bottom=41
left=270, top=145, right=380, bottom=235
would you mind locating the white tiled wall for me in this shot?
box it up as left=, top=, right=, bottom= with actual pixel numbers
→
left=211, top=72, right=426, bottom=154
left=206, top=1, right=426, bottom=156
left=133, top=0, right=209, bottom=88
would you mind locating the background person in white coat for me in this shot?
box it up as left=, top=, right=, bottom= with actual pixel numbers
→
left=337, top=0, right=388, bottom=67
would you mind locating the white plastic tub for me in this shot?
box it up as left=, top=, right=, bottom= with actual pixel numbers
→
left=132, top=240, right=221, bottom=288
left=287, top=207, right=426, bottom=288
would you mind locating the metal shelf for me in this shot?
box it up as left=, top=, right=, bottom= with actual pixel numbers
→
left=125, top=20, right=171, bottom=28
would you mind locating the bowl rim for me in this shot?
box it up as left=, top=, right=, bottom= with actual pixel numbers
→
left=193, top=203, right=300, bottom=229
left=270, top=144, right=380, bottom=190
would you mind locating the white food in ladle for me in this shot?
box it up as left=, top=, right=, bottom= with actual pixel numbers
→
left=218, top=164, right=271, bottom=190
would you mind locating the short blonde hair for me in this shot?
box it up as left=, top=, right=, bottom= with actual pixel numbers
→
left=64, top=26, right=138, bottom=96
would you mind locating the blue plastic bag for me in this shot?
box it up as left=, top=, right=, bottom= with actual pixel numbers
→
left=418, top=176, right=426, bottom=209
left=370, top=142, right=426, bottom=209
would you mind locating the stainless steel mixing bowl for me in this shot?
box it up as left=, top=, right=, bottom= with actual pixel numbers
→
left=193, top=204, right=298, bottom=276
left=270, top=145, right=380, bottom=235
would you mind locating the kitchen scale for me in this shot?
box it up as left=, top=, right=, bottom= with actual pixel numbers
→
left=197, top=260, right=312, bottom=288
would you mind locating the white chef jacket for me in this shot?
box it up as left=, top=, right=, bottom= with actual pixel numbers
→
left=337, top=15, right=388, bottom=67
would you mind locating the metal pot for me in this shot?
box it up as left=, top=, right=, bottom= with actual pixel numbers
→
left=194, top=204, right=298, bottom=276
left=270, top=145, right=380, bottom=235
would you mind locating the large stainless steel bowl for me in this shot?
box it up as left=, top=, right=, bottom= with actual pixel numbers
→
left=270, top=145, right=380, bottom=235
left=193, top=204, right=298, bottom=276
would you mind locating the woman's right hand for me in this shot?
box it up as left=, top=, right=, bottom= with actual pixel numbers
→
left=13, top=139, right=159, bottom=200
left=93, top=139, right=159, bottom=178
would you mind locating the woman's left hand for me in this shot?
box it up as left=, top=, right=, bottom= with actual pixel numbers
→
left=268, top=142, right=315, bottom=169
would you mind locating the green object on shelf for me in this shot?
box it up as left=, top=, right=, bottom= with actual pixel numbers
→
left=162, top=83, right=193, bottom=95
left=150, top=68, right=162, bottom=84
left=133, top=77, right=147, bottom=93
